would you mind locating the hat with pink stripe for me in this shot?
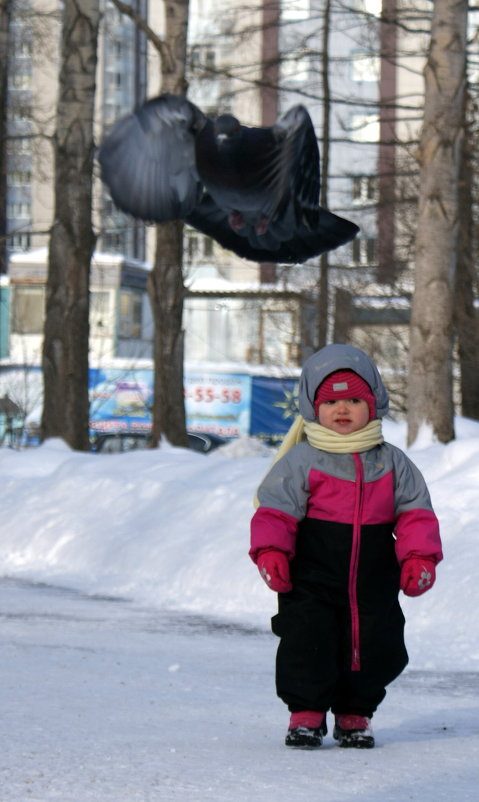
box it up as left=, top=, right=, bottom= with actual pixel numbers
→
left=314, top=370, right=376, bottom=421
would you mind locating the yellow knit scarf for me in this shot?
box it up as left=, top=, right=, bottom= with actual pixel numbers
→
left=304, top=418, right=384, bottom=453
left=253, top=417, right=383, bottom=507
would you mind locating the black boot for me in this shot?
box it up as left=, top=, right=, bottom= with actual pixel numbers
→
left=285, top=716, right=327, bottom=749
left=333, top=714, right=375, bottom=749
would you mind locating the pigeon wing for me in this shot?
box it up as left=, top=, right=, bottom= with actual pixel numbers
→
left=98, top=94, right=207, bottom=222
left=266, top=104, right=321, bottom=228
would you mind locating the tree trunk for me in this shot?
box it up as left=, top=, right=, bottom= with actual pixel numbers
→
left=455, top=96, right=479, bottom=419
left=258, top=0, right=279, bottom=286
left=147, top=0, right=189, bottom=448
left=377, top=0, right=397, bottom=284
left=316, top=0, right=331, bottom=349
left=41, top=0, right=99, bottom=450
left=407, top=0, right=468, bottom=446
left=148, top=220, right=186, bottom=443
left=0, top=0, right=11, bottom=276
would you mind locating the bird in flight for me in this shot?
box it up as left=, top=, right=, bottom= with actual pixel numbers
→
left=98, top=93, right=359, bottom=264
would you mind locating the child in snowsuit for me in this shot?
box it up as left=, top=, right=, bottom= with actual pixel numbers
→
left=250, top=344, right=442, bottom=749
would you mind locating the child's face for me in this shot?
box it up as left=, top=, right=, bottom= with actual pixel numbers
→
left=317, top=398, right=370, bottom=434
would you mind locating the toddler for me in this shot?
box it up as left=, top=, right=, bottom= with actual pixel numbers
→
left=250, top=344, right=442, bottom=749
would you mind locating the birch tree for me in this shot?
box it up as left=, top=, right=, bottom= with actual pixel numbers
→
left=455, top=97, right=479, bottom=420
left=0, top=0, right=11, bottom=276
left=148, top=0, right=189, bottom=448
left=111, top=0, right=189, bottom=448
left=407, top=0, right=468, bottom=445
left=41, top=0, right=100, bottom=449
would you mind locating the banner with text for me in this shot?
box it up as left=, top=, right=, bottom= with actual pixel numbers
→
left=184, top=371, right=251, bottom=438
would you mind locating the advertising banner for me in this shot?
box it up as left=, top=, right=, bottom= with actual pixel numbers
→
left=0, top=364, right=299, bottom=442
left=88, top=368, right=253, bottom=438
left=89, top=367, right=153, bottom=433
left=250, top=375, right=299, bottom=442
left=184, top=371, right=252, bottom=438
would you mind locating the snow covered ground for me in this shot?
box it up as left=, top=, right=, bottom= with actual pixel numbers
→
left=1, top=418, right=479, bottom=800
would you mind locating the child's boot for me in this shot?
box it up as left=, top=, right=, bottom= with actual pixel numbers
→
left=333, top=714, right=375, bottom=748
left=285, top=710, right=327, bottom=749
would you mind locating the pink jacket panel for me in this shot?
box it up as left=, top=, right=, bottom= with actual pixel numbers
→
left=307, top=469, right=395, bottom=525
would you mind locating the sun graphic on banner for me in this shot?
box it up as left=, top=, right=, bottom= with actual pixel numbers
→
left=274, top=383, right=300, bottom=421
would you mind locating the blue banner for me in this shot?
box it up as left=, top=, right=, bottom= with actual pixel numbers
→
left=250, top=376, right=299, bottom=443
left=0, top=365, right=301, bottom=441
left=88, top=368, right=299, bottom=439
left=89, top=367, right=153, bottom=434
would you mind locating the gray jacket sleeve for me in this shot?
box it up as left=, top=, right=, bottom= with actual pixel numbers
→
left=257, top=443, right=312, bottom=520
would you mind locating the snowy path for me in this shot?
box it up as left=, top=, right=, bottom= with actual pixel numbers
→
left=1, top=579, right=478, bottom=802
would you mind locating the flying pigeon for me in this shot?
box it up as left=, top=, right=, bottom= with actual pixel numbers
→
left=98, top=93, right=359, bottom=264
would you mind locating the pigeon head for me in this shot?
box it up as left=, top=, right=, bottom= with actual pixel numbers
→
left=213, top=114, right=242, bottom=150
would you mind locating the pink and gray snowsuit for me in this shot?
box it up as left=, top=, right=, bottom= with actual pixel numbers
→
left=250, top=345, right=442, bottom=717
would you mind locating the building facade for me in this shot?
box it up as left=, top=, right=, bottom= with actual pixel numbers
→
left=8, top=0, right=472, bottom=379
left=8, top=248, right=154, bottom=364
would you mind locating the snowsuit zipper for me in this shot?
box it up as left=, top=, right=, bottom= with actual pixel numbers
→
left=349, top=453, right=364, bottom=671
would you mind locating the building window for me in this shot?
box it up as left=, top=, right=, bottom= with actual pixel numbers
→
left=352, top=237, right=377, bottom=266
left=186, top=230, right=198, bottom=262
left=203, top=237, right=214, bottom=258
left=119, top=289, right=142, bottom=338
left=12, top=105, right=32, bottom=122
left=189, top=45, right=201, bottom=71
left=9, top=232, right=31, bottom=251
left=102, top=197, right=115, bottom=216
left=11, top=285, right=45, bottom=334
left=354, top=0, right=381, bottom=16
left=352, top=175, right=378, bottom=204
left=102, top=230, right=125, bottom=253
left=189, top=45, right=216, bottom=75
left=16, top=39, right=33, bottom=58
left=8, top=201, right=31, bottom=218
left=9, top=73, right=32, bottom=90
left=204, top=50, right=216, bottom=72
left=281, top=0, right=310, bottom=21
left=185, top=230, right=215, bottom=262
left=350, top=51, right=380, bottom=82
left=90, top=291, right=112, bottom=337
left=280, top=50, right=311, bottom=84
left=350, top=113, right=380, bottom=143
left=8, top=171, right=32, bottom=186
left=8, top=137, right=32, bottom=157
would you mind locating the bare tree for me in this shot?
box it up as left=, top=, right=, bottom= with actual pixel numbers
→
left=149, top=2, right=190, bottom=448
left=41, top=0, right=100, bottom=449
left=407, top=0, right=468, bottom=445
left=455, top=89, right=479, bottom=419
left=316, top=0, right=331, bottom=349
left=0, top=0, right=12, bottom=275
left=110, top=0, right=189, bottom=448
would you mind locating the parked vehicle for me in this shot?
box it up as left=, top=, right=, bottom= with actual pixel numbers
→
left=187, top=431, right=228, bottom=454
left=90, top=431, right=228, bottom=455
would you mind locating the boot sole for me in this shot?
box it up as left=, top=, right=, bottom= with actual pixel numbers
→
left=336, top=737, right=375, bottom=749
